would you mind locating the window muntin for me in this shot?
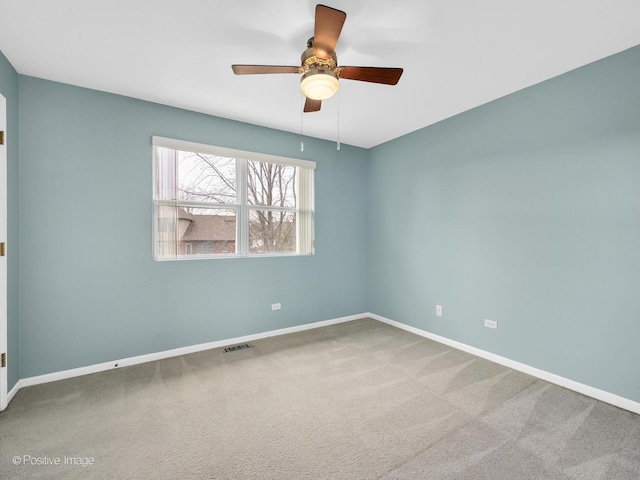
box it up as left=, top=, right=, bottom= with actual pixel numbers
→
left=152, top=137, right=314, bottom=260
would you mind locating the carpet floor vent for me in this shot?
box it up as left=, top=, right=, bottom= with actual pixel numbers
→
left=224, top=343, right=252, bottom=353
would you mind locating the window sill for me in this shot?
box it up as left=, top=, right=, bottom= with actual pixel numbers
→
left=154, top=252, right=314, bottom=262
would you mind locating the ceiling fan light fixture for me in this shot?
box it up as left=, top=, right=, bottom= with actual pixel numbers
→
left=300, top=70, right=339, bottom=101
left=232, top=5, right=403, bottom=113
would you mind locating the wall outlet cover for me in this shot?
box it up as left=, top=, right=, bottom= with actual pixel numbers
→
left=484, top=319, right=498, bottom=329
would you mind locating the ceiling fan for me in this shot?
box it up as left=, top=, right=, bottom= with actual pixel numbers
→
left=232, top=4, right=404, bottom=113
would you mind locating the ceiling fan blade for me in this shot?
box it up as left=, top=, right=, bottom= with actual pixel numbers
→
left=304, top=97, right=322, bottom=113
left=338, top=66, right=404, bottom=85
left=313, top=5, right=346, bottom=59
left=232, top=65, right=300, bottom=75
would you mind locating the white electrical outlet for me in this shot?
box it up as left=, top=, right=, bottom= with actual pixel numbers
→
left=271, top=303, right=281, bottom=311
left=436, top=305, right=443, bottom=317
left=484, top=319, right=498, bottom=329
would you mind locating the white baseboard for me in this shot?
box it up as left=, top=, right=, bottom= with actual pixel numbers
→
left=368, top=313, right=640, bottom=416
left=18, top=313, right=367, bottom=390
left=10, top=312, right=640, bottom=417
left=7, top=379, right=21, bottom=405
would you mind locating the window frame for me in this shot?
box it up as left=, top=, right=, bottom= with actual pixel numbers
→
left=152, top=136, right=315, bottom=261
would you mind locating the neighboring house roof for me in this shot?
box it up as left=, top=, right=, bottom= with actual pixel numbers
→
left=177, top=208, right=196, bottom=222
left=179, top=209, right=236, bottom=242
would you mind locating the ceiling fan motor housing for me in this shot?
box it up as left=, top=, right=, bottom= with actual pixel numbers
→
left=301, top=40, right=338, bottom=71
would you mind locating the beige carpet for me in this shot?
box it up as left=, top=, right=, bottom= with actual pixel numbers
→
left=1, top=318, right=639, bottom=479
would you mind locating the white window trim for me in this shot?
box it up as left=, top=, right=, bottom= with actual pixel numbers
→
left=152, top=136, right=316, bottom=170
left=152, top=136, right=315, bottom=261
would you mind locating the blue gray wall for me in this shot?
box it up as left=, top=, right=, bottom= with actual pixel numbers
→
left=18, top=76, right=369, bottom=378
left=0, top=50, right=20, bottom=391
left=369, top=45, right=640, bottom=402
left=5, top=44, right=640, bottom=405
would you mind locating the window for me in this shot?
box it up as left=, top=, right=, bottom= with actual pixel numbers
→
left=152, top=136, right=315, bottom=260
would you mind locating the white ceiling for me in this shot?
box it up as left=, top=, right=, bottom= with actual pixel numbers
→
left=1, top=0, right=639, bottom=148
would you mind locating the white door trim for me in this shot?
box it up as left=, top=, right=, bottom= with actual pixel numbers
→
left=0, top=93, right=7, bottom=411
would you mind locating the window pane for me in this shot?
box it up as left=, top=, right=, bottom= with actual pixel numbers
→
left=249, top=209, right=296, bottom=254
left=178, top=207, right=237, bottom=256
left=247, top=161, right=296, bottom=208
left=178, top=151, right=236, bottom=204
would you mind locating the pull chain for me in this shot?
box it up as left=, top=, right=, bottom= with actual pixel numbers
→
left=336, top=92, right=341, bottom=151
left=300, top=95, right=305, bottom=152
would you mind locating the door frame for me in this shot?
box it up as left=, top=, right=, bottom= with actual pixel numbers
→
left=0, top=93, right=7, bottom=411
